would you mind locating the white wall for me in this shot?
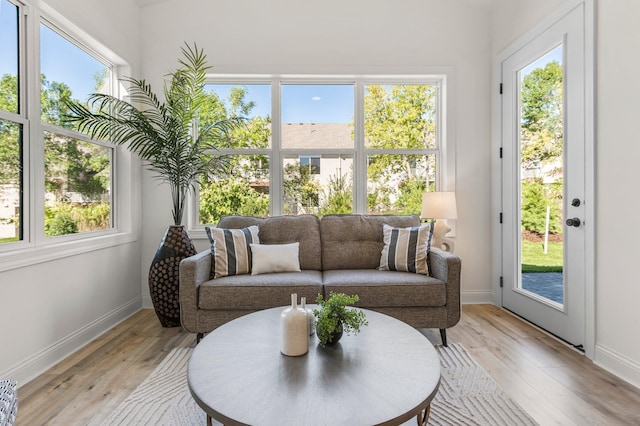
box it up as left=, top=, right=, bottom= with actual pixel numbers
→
left=138, top=0, right=495, bottom=307
left=491, top=0, right=640, bottom=388
left=593, top=0, right=640, bottom=388
left=0, top=0, right=143, bottom=386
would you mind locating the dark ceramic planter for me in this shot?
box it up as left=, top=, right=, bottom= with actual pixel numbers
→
left=318, top=324, right=344, bottom=346
left=148, top=225, right=196, bottom=327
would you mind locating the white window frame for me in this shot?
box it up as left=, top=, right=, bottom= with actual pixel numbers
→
left=0, top=0, right=136, bottom=272
left=187, top=74, right=454, bottom=237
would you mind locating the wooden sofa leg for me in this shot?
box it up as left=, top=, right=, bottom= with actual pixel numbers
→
left=439, top=329, right=448, bottom=347
left=196, top=333, right=204, bottom=344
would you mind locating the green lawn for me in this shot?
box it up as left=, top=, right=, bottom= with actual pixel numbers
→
left=0, top=237, right=18, bottom=244
left=521, top=240, right=563, bottom=273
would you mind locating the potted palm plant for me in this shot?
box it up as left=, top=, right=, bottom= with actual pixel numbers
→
left=65, top=43, right=242, bottom=327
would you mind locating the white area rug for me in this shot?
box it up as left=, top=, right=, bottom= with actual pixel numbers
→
left=103, top=343, right=537, bottom=425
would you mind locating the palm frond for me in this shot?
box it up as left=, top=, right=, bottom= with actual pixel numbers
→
left=64, top=42, right=240, bottom=226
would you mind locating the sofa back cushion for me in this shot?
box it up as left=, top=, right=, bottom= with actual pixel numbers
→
left=320, top=214, right=420, bottom=270
left=217, top=215, right=322, bottom=270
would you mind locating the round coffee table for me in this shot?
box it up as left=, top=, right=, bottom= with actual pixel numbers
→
left=188, top=306, right=441, bottom=426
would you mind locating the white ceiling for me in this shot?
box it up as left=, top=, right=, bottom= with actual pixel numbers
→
left=459, top=0, right=510, bottom=10
left=133, top=0, right=169, bottom=7
left=133, top=0, right=509, bottom=10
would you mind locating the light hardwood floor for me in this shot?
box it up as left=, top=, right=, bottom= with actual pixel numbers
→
left=16, top=305, right=640, bottom=425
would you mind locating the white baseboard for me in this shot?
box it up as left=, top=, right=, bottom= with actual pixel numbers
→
left=594, top=343, right=640, bottom=391
left=142, top=294, right=153, bottom=309
left=5, top=297, right=142, bottom=388
left=461, top=290, right=494, bottom=304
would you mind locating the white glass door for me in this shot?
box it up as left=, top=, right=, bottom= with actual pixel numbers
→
left=501, top=3, right=586, bottom=346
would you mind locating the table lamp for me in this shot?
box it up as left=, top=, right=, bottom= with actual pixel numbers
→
left=421, top=191, right=458, bottom=253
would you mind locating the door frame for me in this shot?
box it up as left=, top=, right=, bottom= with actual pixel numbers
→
left=491, top=0, right=595, bottom=359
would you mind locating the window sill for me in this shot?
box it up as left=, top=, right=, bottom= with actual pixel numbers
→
left=0, top=231, right=138, bottom=273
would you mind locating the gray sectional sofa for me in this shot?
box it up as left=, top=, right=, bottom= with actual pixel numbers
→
left=179, top=214, right=461, bottom=345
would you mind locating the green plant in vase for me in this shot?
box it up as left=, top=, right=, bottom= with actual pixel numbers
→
left=314, top=292, right=368, bottom=347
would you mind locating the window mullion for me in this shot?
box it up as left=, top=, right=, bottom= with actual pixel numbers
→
left=271, top=79, right=283, bottom=216
left=27, top=6, right=44, bottom=246
left=354, top=80, right=366, bottom=213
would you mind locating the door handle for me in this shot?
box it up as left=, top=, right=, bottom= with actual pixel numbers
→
left=566, top=217, right=581, bottom=227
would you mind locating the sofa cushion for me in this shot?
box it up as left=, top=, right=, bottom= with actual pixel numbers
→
left=320, top=214, right=420, bottom=270
left=250, top=243, right=301, bottom=275
left=198, top=271, right=323, bottom=310
left=379, top=223, right=432, bottom=275
left=218, top=215, right=322, bottom=270
left=322, top=269, right=446, bottom=308
left=206, top=225, right=260, bottom=279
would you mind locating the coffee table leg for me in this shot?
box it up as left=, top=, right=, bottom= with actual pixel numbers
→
left=207, top=414, right=212, bottom=426
left=416, top=403, right=431, bottom=426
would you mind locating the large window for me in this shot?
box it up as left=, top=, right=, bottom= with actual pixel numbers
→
left=40, top=22, right=113, bottom=237
left=197, top=79, right=442, bottom=225
left=0, top=2, right=120, bottom=255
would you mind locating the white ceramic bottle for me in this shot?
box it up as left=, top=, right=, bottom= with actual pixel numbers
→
left=280, top=293, right=308, bottom=356
left=301, top=296, right=315, bottom=336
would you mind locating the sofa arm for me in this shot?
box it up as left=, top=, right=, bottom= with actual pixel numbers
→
left=429, top=247, right=462, bottom=327
left=179, top=249, right=212, bottom=333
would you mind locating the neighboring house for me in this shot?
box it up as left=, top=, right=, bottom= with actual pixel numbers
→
left=282, top=122, right=353, bottom=195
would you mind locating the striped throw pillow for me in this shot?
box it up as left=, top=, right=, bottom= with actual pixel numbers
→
left=379, top=223, right=432, bottom=275
left=206, top=226, right=260, bottom=279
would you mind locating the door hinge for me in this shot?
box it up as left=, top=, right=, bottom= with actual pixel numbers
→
left=499, top=212, right=503, bottom=223
left=499, top=147, right=503, bottom=158
left=499, top=83, right=503, bottom=94
left=500, top=276, right=504, bottom=288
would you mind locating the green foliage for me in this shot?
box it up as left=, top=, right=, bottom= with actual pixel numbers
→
left=367, top=153, right=433, bottom=214
left=64, top=43, right=242, bottom=225
left=364, top=85, right=435, bottom=213
left=520, top=61, right=563, bottom=168
left=0, top=74, right=18, bottom=113
left=44, top=133, right=110, bottom=202
left=367, top=187, right=392, bottom=213
left=44, top=202, right=110, bottom=236
left=45, top=206, right=78, bottom=236
left=199, top=178, right=268, bottom=224
left=320, top=173, right=353, bottom=215
left=283, top=163, right=320, bottom=214
left=521, top=179, right=561, bottom=234
left=41, top=75, right=74, bottom=127
left=199, top=87, right=271, bottom=150
left=364, top=84, right=436, bottom=150
left=0, top=72, right=24, bottom=195
left=313, top=292, right=368, bottom=347
left=394, top=178, right=426, bottom=215
left=74, top=202, right=110, bottom=231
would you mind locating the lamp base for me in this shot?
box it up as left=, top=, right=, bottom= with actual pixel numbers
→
left=431, top=220, right=455, bottom=253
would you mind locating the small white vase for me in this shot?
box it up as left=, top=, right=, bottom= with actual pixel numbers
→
left=301, top=296, right=315, bottom=336
left=280, top=293, right=308, bottom=356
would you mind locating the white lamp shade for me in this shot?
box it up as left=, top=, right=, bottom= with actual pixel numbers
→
left=421, top=192, right=458, bottom=220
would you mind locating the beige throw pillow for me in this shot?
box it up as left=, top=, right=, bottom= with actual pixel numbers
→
left=250, top=242, right=301, bottom=275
